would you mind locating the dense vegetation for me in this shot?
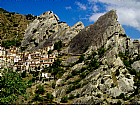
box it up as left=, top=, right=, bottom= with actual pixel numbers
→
left=2, top=39, right=21, bottom=49
left=0, top=69, right=29, bottom=104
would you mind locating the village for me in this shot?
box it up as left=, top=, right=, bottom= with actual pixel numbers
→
left=0, top=43, right=59, bottom=81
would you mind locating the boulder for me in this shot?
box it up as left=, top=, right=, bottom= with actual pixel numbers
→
left=131, top=61, right=140, bottom=72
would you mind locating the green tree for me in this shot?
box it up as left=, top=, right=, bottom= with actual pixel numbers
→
left=77, top=54, right=85, bottom=63
left=46, top=93, right=54, bottom=101
left=98, top=47, right=105, bottom=57
left=61, top=96, right=68, bottom=103
left=0, top=68, right=28, bottom=104
left=49, top=59, right=64, bottom=79
left=35, top=85, right=45, bottom=94
left=2, top=39, right=21, bottom=48
left=54, top=40, right=62, bottom=51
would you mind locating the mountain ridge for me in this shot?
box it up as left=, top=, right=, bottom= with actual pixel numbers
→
left=21, top=11, right=84, bottom=52
left=0, top=9, right=140, bottom=104
left=52, top=10, right=140, bottom=104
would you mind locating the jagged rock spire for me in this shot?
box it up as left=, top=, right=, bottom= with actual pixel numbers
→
left=21, top=11, right=84, bottom=52
left=68, top=10, right=125, bottom=54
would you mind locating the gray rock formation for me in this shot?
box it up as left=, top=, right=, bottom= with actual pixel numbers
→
left=68, top=10, right=125, bottom=54
left=21, top=11, right=84, bottom=51
left=20, top=9, right=139, bottom=105
left=132, top=61, right=140, bottom=72
left=52, top=10, right=140, bottom=104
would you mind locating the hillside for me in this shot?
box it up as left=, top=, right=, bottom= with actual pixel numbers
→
left=0, top=9, right=140, bottom=105
left=0, top=8, right=35, bottom=48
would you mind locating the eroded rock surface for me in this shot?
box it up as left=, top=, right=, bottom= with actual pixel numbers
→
left=21, top=11, right=84, bottom=51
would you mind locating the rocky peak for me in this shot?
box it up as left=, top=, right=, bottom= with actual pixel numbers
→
left=71, top=21, right=84, bottom=30
left=21, top=11, right=84, bottom=52
left=39, top=11, right=59, bottom=22
left=52, top=10, right=140, bottom=104
left=68, top=10, right=125, bottom=54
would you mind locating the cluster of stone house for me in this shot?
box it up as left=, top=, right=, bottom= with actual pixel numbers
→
left=0, top=44, right=58, bottom=80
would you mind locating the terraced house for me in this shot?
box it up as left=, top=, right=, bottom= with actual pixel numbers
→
left=0, top=44, right=57, bottom=82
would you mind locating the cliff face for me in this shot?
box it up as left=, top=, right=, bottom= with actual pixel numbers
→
left=52, top=10, right=140, bottom=105
left=21, top=11, right=84, bottom=51
left=68, top=10, right=125, bottom=54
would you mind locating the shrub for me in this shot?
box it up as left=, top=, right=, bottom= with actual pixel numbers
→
left=46, top=93, right=54, bottom=101
left=116, top=93, right=125, bottom=100
left=118, top=52, right=125, bottom=58
left=88, top=58, right=100, bottom=70
left=54, top=40, right=62, bottom=51
left=48, top=50, right=52, bottom=54
left=52, top=82, right=56, bottom=89
left=80, top=70, right=90, bottom=79
left=21, top=71, right=26, bottom=78
left=116, top=100, right=122, bottom=105
left=77, top=54, right=85, bottom=63
left=35, top=85, right=45, bottom=94
left=66, top=74, right=73, bottom=80
left=66, top=85, right=75, bottom=94
left=98, top=47, right=105, bottom=57
left=76, top=93, right=80, bottom=98
left=61, top=96, right=68, bottom=103
left=26, top=14, right=35, bottom=20
left=123, top=60, right=131, bottom=67
left=27, top=80, right=32, bottom=88
left=130, top=69, right=137, bottom=75
left=33, top=93, right=40, bottom=101
left=13, top=23, right=18, bottom=27
left=2, top=39, right=21, bottom=48
left=69, top=94, right=75, bottom=100
left=71, top=70, right=78, bottom=76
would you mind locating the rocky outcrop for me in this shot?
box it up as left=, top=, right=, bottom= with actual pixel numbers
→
left=19, top=10, right=140, bottom=105
left=52, top=10, right=140, bottom=105
left=132, top=61, right=140, bottom=72
left=21, top=11, right=84, bottom=51
left=68, top=10, right=125, bottom=54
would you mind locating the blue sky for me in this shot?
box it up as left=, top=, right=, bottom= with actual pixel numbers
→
left=0, top=0, right=140, bottom=39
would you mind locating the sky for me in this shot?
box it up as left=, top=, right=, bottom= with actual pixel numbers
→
left=0, top=0, right=140, bottom=39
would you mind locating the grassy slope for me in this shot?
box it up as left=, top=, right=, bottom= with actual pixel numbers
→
left=0, top=8, right=29, bottom=43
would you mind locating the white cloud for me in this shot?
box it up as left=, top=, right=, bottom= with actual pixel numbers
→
left=89, top=12, right=105, bottom=22
left=88, top=0, right=140, bottom=31
left=75, top=1, right=87, bottom=10
left=65, top=6, right=72, bottom=10
left=93, top=4, right=99, bottom=12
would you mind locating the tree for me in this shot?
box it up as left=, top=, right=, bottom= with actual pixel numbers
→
left=2, top=39, right=21, bottom=48
left=54, top=40, right=62, bottom=51
left=49, top=59, right=64, bottom=79
left=21, top=71, right=26, bottom=78
left=61, top=96, right=68, bottom=103
left=77, top=54, right=85, bottom=63
left=46, top=93, right=54, bottom=101
left=0, top=68, right=28, bottom=104
left=98, top=47, right=105, bottom=57
left=35, top=85, right=45, bottom=94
